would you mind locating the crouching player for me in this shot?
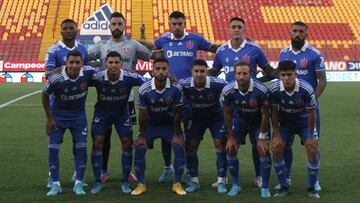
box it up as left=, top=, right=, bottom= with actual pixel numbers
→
left=269, top=61, right=320, bottom=198
left=42, top=51, right=94, bottom=196
left=222, top=61, right=271, bottom=197
left=132, top=57, right=187, bottom=195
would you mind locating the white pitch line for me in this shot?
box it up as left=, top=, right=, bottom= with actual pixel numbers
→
left=0, top=90, right=42, bottom=109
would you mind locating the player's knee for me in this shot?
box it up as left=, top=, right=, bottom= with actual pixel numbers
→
left=121, top=138, right=133, bottom=149
left=214, top=139, right=226, bottom=149
left=272, top=147, right=284, bottom=160
left=306, top=144, right=318, bottom=160
left=93, top=137, right=104, bottom=149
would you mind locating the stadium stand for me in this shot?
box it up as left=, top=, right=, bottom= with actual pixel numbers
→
left=0, top=0, right=359, bottom=61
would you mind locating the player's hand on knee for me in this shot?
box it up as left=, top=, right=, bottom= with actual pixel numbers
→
left=46, top=119, right=57, bottom=136
left=172, top=135, right=185, bottom=146
left=226, top=136, right=237, bottom=154
left=271, top=136, right=284, bottom=156
left=305, top=137, right=318, bottom=159
left=135, top=136, right=146, bottom=147
left=257, top=139, right=269, bottom=156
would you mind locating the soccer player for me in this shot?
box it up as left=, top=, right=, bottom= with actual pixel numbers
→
left=208, top=17, right=276, bottom=188
left=89, top=51, right=147, bottom=194
left=276, top=21, right=326, bottom=191
left=131, top=57, right=187, bottom=196
left=138, top=11, right=218, bottom=183
left=222, top=61, right=271, bottom=197
left=269, top=61, right=320, bottom=198
left=178, top=59, right=227, bottom=193
left=88, top=12, right=151, bottom=181
left=44, top=19, right=89, bottom=187
left=42, top=51, right=94, bottom=196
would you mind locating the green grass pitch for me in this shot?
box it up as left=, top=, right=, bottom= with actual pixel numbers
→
left=0, top=82, right=359, bottom=202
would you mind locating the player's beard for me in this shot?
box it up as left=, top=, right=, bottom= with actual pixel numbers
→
left=291, top=37, right=305, bottom=50
left=112, top=29, right=124, bottom=39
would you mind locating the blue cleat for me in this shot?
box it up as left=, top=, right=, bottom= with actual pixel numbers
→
left=261, top=188, right=271, bottom=198
left=47, top=176, right=53, bottom=188
left=182, top=173, right=192, bottom=186
left=274, top=178, right=292, bottom=190
left=158, top=167, right=174, bottom=183
left=121, top=181, right=132, bottom=193
left=47, top=183, right=62, bottom=196
left=185, top=182, right=200, bottom=193
left=217, top=182, right=227, bottom=193
left=73, top=183, right=86, bottom=195
left=90, top=182, right=104, bottom=194
left=315, top=180, right=321, bottom=191
left=227, top=184, right=241, bottom=196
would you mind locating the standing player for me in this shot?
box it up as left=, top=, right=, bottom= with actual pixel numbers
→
left=138, top=11, right=218, bottom=183
left=178, top=59, right=227, bottom=193
left=45, top=19, right=89, bottom=187
left=269, top=61, right=320, bottom=198
left=89, top=51, right=147, bottom=194
left=208, top=17, right=276, bottom=188
left=222, top=61, right=271, bottom=197
left=276, top=21, right=326, bottom=191
left=88, top=12, right=151, bottom=181
left=131, top=57, right=187, bottom=196
left=42, top=51, right=94, bottom=196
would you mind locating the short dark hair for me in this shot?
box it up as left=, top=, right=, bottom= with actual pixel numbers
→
left=193, top=59, right=208, bottom=68
left=110, top=12, right=125, bottom=20
left=229, top=17, right=245, bottom=24
left=153, top=56, right=168, bottom=65
left=106, top=51, right=122, bottom=60
left=277, top=60, right=296, bottom=72
left=169, top=11, right=185, bottom=19
left=234, top=60, right=251, bottom=74
left=66, top=50, right=82, bottom=60
left=292, top=21, right=307, bottom=29
left=61, top=19, right=77, bottom=27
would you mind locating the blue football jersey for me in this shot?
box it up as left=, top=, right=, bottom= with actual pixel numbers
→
left=154, top=32, right=212, bottom=79
left=45, top=40, right=88, bottom=71
left=213, top=40, right=269, bottom=82
left=91, top=69, right=147, bottom=116
left=43, top=65, right=95, bottom=120
left=222, top=79, right=268, bottom=125
left=268, top=78, right=316, bottom=127
left=279, top=42, right=326, bottom=90
left=138, top=78, right=185, bottom=125
left=179, top=76, right=226, bottom=121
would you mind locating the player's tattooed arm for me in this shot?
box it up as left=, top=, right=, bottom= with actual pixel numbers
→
left=136, top=108, right=148, bottom=146
left=315, top=71, right=327, bottom=99
left=137, top=40, right=156, bottom=50
left=258, top=98, right=270, bottom=155
left=261, top=64, right=278, bottom=79
left=42, top=92, right=57, bottom=135
left=172, top=106, right=184, bottom=146
left=207, top=68, right=220, bottom=77
left=224, top=105, right=237, bottom=154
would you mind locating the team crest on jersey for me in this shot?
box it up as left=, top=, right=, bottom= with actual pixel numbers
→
left=165, top=97, right=173, bottom=104
left=80, top=83, right=88, bottom=90
left=119, top=87, right=127, bottom=94
left=124, top=47, right=130, bottom=55
left=186, top=40, right=193, bottom=49
left=249, top=98, right=257, bottom=107
left=242, top=55, right=250, bottom=62
left=300, top=58, right=308, bottom=68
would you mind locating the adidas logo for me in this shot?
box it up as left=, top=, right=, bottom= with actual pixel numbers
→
left=241, top=100, right=247, bottom=104
left=289, top=101, right=294, bottom=105
left=177, top=42, right=183, bottom=45
left=87, top=3, right=112, bottom=22
left=234, top=57, right=239, bottom=61
left=80, top=4, right=113, bottom=35
left=72, top=87, right=77, bottom=91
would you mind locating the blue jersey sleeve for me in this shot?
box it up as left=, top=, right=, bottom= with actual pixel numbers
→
left=45, top=49, right=57, bottom=71
left=221, top=88, right=232, bottom=107
left=197, top=36, right=212, bottom=51
left=138, top=91, right=148, bottom=109
left=173, top=87, right=185, bottom=107
left=314, top=53, right=326, bottom=72
left=213, top=51, right=223, bottom=71
left=256, top=47, right=269, bottom=68
left=43, top=80, right=54, bottom=95
left=304, top=90, right=316, bottom=109
left=153, top=37, right=163, bottom=49
left=133, top=74, right=148, bottom=86
left=269, top=90, right=279, bottom=106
